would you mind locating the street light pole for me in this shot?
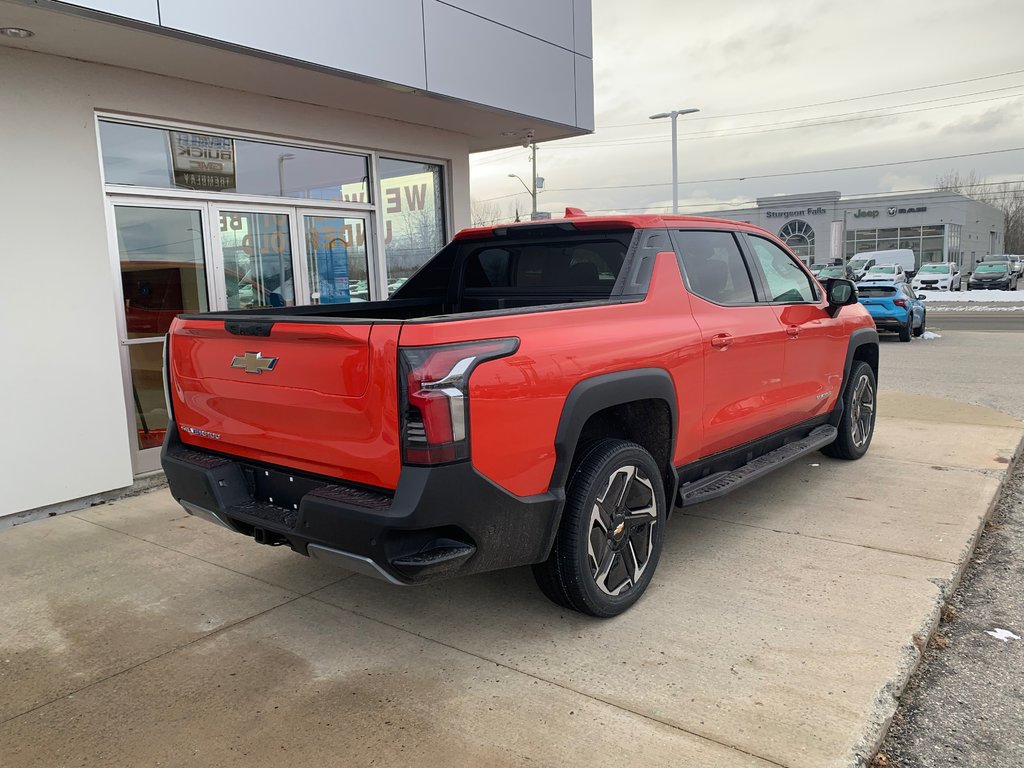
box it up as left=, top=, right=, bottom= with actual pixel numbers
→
left=530, top=141, right=538, bottom=218
left=649, top=108, right=700, bottom=214
left=508, top=172, right=534, bottom=213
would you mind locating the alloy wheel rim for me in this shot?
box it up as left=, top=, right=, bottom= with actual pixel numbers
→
left=850, top=374, right=874, bottom=449
left=587, top=465, right=658, bottom=596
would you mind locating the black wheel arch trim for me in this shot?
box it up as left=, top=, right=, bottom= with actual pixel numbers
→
left=549, top=368, right=679, bottom=500
left=829, top=327, right=879, bottom=427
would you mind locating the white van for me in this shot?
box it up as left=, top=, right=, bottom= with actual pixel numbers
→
left=851, top=249, right=917, bottom=277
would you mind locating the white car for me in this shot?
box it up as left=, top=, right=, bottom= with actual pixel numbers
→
left=859, top=264, right=907, bottom=285
left=912, top=262, right=961, bottom=292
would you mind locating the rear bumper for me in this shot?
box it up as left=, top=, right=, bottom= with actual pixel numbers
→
left=866, top=312, right=909, bottom=330
left=161, top=423, right=562, bottom=585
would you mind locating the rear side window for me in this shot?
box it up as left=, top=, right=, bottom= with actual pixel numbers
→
left=673, top=230, right=757, bottom=305
left=462, top=235, right=630, bottom=290
left=748, top=236, right=818, bottom=303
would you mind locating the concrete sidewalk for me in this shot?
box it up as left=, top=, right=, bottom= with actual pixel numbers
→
left=1, top=392, right=1021, bottom=768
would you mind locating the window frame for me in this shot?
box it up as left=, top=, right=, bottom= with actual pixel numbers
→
left=669, top=228, right=768, bottom=307
left=739, top=232, right=822, bottom=305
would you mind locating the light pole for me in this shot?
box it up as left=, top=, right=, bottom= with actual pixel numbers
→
left=508, top=173, right=535, bottom=216
left=649, top=108, right=700, bottom=214
left=277, top=152, right=295, bottom=196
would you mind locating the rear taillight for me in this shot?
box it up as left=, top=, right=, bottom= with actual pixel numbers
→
left=893, top=299, right=908, bottom=307
left=399, top=338, right=519, bottom=465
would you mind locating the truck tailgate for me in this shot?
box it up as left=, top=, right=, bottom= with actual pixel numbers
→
left=168, top=318, right=401, bottom=489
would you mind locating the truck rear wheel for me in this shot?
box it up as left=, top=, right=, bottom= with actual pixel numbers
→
left=532, top=439, right=666, bottom=617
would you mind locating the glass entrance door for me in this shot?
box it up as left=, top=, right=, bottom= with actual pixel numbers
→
left=111, top=200, right=376, bottom=475
left=213, top=208, right=298, bottom=310
left=300, top=213, right=372, bottom=303
left=111, top=203, right=211, bottom=473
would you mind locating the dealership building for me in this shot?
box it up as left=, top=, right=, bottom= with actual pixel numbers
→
left=702, top=190, right=1004, bottom=269
left=0, top=0, right=594, bottom=519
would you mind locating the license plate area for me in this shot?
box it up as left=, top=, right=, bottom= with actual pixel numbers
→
left=245, top=465, right=325, bottom=513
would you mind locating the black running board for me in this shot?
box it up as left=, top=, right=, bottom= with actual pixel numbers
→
left=678, top=425, right=838, bottom=507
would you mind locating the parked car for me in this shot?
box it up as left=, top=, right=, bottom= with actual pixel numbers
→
left=162, top=212, right=878, bottom=617
left=808, top=263, right=827, bottom=278
left=859, top=264, right=907, bottom=285
left=968, top=261, right=1018, bottom=290
left=852, top=248, right=917, bottom=277
left=911, top=262, right=961, bottom=292
left=858, top=282, right=926, bottom=342
left=817, top=264, right=858, bottom=282
left=1007, top=255, right=1023, bottom=276
left=848, top=256, right=877, bottom=281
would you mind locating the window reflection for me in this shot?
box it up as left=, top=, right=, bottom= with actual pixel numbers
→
left=378, top=158, right=446, bottom=293
left=99, top=121, right=369, bottom=202
left=114, top=206, right=208, bottom=338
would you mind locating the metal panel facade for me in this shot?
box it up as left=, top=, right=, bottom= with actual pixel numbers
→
left=158, top=0, right=428, bottom=89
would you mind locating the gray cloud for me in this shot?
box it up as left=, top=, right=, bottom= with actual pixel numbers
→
left=471, top=0, right=1024, bottom=219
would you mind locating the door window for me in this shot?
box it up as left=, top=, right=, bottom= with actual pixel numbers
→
left=218, top=211, right=295, bottom=308
left=673, top=230, right=757, bottom=305
left=113, top=205, right=210, bottom=456
left=303, top=215, right=371, bottom=303
left=748, top=236, right=819, bottom=303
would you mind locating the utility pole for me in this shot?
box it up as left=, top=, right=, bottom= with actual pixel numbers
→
left=530, top=141, right=538, bottom=219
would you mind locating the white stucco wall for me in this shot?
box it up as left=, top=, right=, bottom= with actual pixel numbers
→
left=0, top=46, right=471, bottom=516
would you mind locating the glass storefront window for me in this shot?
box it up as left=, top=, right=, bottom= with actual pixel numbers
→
left=378, top=157, right=446, bottom=294
left=114, top=206, right=209, bottom=339
left=218, top=211, right=295, bottom=309
left=304, top=215, right=370, bottom=303
left=921, top=236, right=944, bottom=262
left=99, top=121, right=370, bottom=202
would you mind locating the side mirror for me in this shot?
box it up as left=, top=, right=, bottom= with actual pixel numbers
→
left=825, top=278, right=857, bottom=317
left=918, top=293, right=927, bottom=300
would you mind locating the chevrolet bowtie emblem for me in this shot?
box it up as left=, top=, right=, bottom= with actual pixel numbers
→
left=230, top=351, right=278, bottom=375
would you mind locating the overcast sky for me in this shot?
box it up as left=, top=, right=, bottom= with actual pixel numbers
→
left=469, top=0, right=1024, bottom=221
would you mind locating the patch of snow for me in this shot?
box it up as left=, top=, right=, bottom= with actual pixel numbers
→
left=920, top=331, right=942, bottom=340
left=924, top=305, right=1024, bottom=312
left=917, top=289, right=1024, bottom=303
left=984, top=628, right=1021, bottom=642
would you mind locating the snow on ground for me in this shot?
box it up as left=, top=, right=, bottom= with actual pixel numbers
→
left=923, top=304, right=1024, bottom=312
left=920, top=331, right=942, bottom=340
left=917, top=289, right=1024, bottom=303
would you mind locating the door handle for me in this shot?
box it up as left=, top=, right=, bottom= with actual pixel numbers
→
left=710, top=333, right=733, bottom=349
left=786, top=325, right=801, bottom=338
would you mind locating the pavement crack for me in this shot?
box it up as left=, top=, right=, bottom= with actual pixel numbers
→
left=0, top=594, right=304, bottom=728
left=306, top=594, right=789, bottom=768
left=68, top=513, right=356, bottom=595
left=679, top=511, right=958, bottom=565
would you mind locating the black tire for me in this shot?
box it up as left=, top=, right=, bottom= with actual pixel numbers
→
left=532, top=439, right=667, bottom=618
left=913, top=309, right=925, bottom=337
left=898, top=314, right=912, bottom=342
left=821, top=361, right=877, bottom=460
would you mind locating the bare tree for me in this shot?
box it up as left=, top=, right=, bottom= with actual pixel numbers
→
left=937, top=169, right=1024, bottom=254
left=470, top=198, right=504, bottom=227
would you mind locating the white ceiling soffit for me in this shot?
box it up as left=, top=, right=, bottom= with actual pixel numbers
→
left=0, top=0, right=588, bottom=151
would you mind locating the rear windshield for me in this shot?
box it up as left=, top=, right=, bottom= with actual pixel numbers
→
left=919, top=264, right=951, bottom=273
left=819, top=267, right=845, bottom=277
left=394, top=227, right=635, bottom=299
left=976, top=263, right=1008, bottom=273
left=859, top=286, right=897, bottom=297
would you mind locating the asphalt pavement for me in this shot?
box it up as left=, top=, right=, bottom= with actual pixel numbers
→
left=877, top=329, right=1024, bottom=768
left=927, top=312, right=1024, bottom=332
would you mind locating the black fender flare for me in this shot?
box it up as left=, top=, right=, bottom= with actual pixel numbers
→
left=829, top=327, right=879, bottom=427
left=549, top=368, right=678, bottom=495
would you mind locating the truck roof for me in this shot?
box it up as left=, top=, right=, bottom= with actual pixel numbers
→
left=454, top=209, right=774, bottom=241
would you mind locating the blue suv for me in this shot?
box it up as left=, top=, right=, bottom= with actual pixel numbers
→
left=857, top=282, right=926, bottom=342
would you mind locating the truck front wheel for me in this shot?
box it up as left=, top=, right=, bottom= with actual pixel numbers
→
left=532, top=439, right=666, bottom=617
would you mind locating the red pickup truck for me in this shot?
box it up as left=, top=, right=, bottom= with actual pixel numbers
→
left=162, top=212, right=878, bottom=617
